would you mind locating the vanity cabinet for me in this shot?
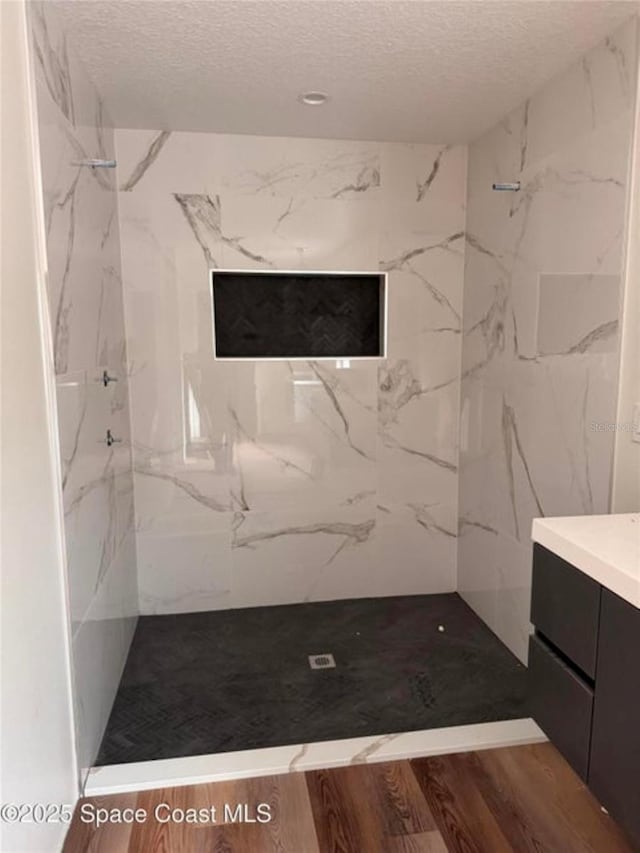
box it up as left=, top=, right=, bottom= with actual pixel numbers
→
left=528, top=632, right=594, bottom=780
left=589, top=590, right=640, bottom=846
left=529, top=545, right=640, bottom=848
left=530, top=543, right=601, bottom=677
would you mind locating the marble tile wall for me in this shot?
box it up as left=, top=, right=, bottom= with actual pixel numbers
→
left=29, top=2, right=138, bottom=777
left=114, top=130, right=467, bottom=612
left=458, top=20, right=638, bottom=663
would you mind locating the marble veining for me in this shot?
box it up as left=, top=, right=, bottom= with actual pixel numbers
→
left=174, top=192, right=273, bottom=268
left=86, top=718, right=546, bottom=796
left=567, top=320, right=618, bottom=354
left=135, top=465, right=231, bottom=513
left=380, top=231, right=464, bottom=273
left=381, top=432, right=457, bottom=473
left=29, top=1, right=138, bottom=779
left=30, top=3, right=74, bottom=125
left=120, top=130, right=171, bottom=191
left=416, top=145, right=451, bottom=202
left=409, top=503, right=457, bottom=539
left=232, top=517, right=375, bottom=552
left=350, top=733, right=401, bottom=764
left=501, top=397, right=545, bottom=541
left=458, top=19, right=637, bottom=663
left=224, top=145, right=380, bottom=199
left=116, top=130, right=467, bottom=611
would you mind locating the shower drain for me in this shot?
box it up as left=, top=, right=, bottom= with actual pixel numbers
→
left=308, top=653, right=336, bottom=670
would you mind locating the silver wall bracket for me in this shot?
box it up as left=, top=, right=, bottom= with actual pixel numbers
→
left=72, top=159, right=117, bottom=168
left=492, top=181, right=520, bottom=191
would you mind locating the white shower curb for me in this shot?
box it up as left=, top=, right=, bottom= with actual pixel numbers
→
left=84, top=717, right=545, bottom=796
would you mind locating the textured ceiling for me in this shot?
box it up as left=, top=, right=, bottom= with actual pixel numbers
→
left=52, top=0, right=638, bottom=143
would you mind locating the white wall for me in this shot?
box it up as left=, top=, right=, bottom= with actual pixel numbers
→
left=0, top=2, right=78, bottom=850
left=613, top=23, right=640, bottom=513
left=116, top=129, right=467, bottom=613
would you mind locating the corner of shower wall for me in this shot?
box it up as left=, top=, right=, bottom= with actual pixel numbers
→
left=612, top=13, right=640, bottom=514
left=27, top=0, right=139, bottom=779
left=457, top=16, right=639, bottom=664
left=453, top=145, right=470, bottom=593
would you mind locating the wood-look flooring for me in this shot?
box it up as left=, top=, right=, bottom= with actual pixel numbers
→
left=63, top=743, right=638, bottom=852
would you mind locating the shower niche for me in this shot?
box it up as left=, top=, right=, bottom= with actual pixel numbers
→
left=211, top=269, right=387, bottom=359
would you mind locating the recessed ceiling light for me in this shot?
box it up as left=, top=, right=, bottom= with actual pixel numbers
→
left=299, top=91, right=329, bottom=106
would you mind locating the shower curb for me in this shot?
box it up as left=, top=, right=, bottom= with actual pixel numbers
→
left=84, top=718, right=545, bottom=796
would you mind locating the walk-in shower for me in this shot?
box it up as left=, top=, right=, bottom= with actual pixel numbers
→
left=27, top=0, right=638, bottom=788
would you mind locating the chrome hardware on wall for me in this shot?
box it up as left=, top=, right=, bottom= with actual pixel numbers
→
left=101, top=370, right=118, bottom=387
left=492, top=181, right=520, bottom=191
left=72, top=159, right=117, bottom=168
left=104, top=429, right=122, bottom=447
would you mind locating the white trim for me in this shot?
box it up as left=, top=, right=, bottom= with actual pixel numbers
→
left=85, top=718, right=545, bottom=795
left=209, top=268, right=388, bottom=361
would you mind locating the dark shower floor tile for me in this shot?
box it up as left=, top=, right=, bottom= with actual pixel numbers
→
left=96, top=593, right=528, bottom=766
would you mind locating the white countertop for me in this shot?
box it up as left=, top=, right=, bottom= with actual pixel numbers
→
left=532, top=513, right=640, bottom=609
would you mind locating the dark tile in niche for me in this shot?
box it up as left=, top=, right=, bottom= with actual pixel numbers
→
left=212, top=271, right=384, bottom=358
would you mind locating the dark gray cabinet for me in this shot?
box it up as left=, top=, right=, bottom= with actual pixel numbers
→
left=530, top=543, right=601, bottom=677
left=528, top=633, right=594, bottom=780
left=529, top=546, right=640, bottom=848
left=589, top=590, right=640, bottom=847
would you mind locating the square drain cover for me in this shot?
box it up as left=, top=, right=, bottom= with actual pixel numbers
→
left=308, top=653, right=336, bottom=670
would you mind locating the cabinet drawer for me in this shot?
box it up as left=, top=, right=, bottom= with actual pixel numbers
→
left=589, top=590, right=640, bottom=847
left=528, top=634, right=594, bottom=780
left=531, top=543, right=601, bottom=678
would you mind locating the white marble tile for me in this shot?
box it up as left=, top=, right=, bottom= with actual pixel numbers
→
left=458, top=19, right=637, bottom=660
left=525, top=20, right=636, bottom=169
left=55, top=361, right=135, bottom=637
left=512, top=117, right=630, bottom=278
left=374, top=503, right=457, bottom=595
left=466, top=102, right=528, bottom=208
left=30, top=2, right=139, bottom=778
left=537, top=273, right=620, bottom=356
left=91, top=532, right=139, bottom=623
left=85, top=718, right=546, bottom=795
left=457, top=521, right=501, bottom=630
left=29, top=0, right=102, bottom=129
left=137, top=528, right=232, bottom=614
left=380, top=143, right=467, bottom=232
left=117, top=130, right=381, bottom=203
left=219, top=135, right=381, bottom=199
left=35, top=96, right=119, bottom=375
left=493, top=535, right=533, bottom=665
left=133, top=467, right=231, bottom=534
left=117, top=132, right=468, bottom=610
left=72, top=534, right=137, bottom=777
left=458, top=523, right=532, bottom=665
left=117, top=129, right=222, bottom=194
left=382, top=232, right=464, bottom=363
left=229, top=359, right=377, bottom=512
left=231, top=504, right=377, bottom=606
left=378, top=359, right=459, bottom=509
left=508, top=356, right=619, bottom=519
left=220, top=193, right=380, bottom=271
